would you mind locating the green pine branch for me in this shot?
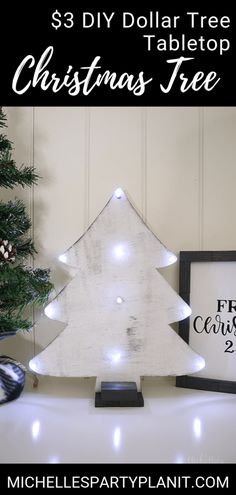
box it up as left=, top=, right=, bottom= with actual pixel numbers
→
left=0, top=134, right=13, bottom=152
left=0, top=315, right=32, bottom=335
left=0, top=108, right=54, bottom=336
left=0, top=265, right=54, bottom=336
left=0, top=108, right=39, bottom=189
left=0, top=200, right=35, bottom=258
left=16, top=239, right=35, bottom=258
left=0, top=155, right=39, bottom=189
left=0, top=199, right=35, bottom=257
left=0, top=199, right=31, bottom=237
left=0, top=265, right=53, bottom=311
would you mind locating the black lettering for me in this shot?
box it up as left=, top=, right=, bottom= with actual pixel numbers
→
left=193, top=315, right=204, bottom=333
left=217, top=299, right=227, bottom=312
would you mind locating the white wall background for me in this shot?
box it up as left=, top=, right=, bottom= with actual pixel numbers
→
left=1, top=106, right=236, bottom=366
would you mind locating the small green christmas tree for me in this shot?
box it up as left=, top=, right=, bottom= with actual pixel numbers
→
left=0, top=107, right=53, bottom=339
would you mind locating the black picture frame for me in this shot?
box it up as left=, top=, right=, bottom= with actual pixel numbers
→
left=176, top=251, right=236, bottom=394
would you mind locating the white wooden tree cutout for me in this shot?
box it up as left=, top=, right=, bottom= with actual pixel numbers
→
left=30, top=188, right=205, bottom=391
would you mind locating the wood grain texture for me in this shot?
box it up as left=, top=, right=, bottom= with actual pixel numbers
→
left=30, top=191, right=204, bottom=385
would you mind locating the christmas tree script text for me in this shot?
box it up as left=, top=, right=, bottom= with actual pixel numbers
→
left=12, top=46, right=220, bottom=97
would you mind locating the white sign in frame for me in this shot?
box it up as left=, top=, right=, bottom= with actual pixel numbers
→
left=176, top=251, right=236, bottom=394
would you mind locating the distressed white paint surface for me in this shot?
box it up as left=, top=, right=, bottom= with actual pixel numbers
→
left=30, top=191, right=204, bottom=384
left=2, top=107, right=236, bottom=370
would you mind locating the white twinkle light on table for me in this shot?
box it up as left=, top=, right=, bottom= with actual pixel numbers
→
left=31, top=420, right=40, bottom=440
left=113, top=427, right=121, bottom=449
left=193, top=418, right=202, bottom=439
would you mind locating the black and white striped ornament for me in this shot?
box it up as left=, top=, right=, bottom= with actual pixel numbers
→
left=0, top=356, right=25, bottom=405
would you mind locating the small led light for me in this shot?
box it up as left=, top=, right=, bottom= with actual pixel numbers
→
left=112, top=352, right=121, bottom=363
left=29, top=360, right=37, bottom=373
left=111, top=352, right=121, bottom=363
left=168, top=253, right=177, bottom=264
left=58, top=254, right=67, bottom=263
left=114, top=188, right=123, bottom=199
left=113, top=244, right=125, bottom=259
left=196, top=356, right=205, bottom=371
left=183, top=306, right=192, bottom=318
left=44, top=303, right=55, bottom=319
left=116, top=297, right=123, bottom=304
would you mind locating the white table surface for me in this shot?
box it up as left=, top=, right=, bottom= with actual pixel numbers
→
left=0, top=376, right=235, bottom=464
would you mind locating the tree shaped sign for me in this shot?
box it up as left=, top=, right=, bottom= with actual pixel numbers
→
left=30, top=189, right=204, bottom=403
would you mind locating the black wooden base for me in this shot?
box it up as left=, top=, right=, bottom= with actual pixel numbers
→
left=95, top=381, right=144, bottom=407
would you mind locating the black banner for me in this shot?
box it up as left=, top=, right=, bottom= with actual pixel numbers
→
left=0, top=463, right=235, bottom=490
left=0, top=1, right=235, bottom=105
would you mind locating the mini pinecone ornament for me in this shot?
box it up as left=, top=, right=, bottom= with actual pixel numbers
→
left=0, top=239, right=17, bottom=264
